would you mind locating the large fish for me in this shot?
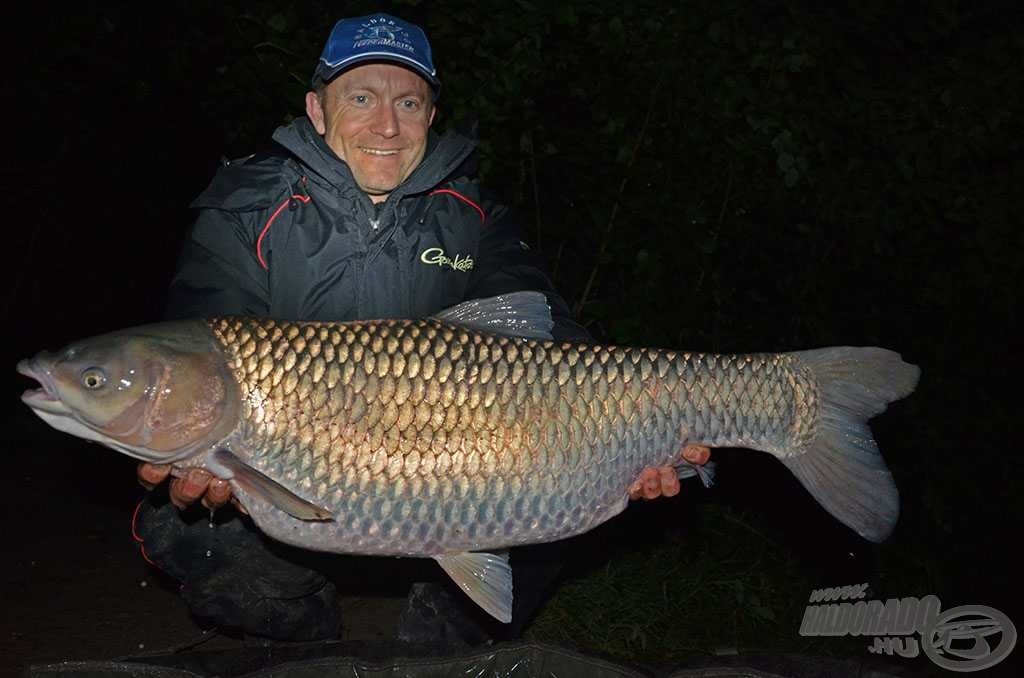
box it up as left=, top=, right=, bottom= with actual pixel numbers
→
left=17, top=292, right=919, bottom=622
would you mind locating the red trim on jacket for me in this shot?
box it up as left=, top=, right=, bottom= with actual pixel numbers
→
left=257, top=193, right=312, bottom=270
left=429, top=188, right=486, bottom=223
left=131, top=501, right=158, bottom=568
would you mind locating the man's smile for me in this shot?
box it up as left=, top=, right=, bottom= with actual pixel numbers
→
left=360, top=147, right=401, bottom=156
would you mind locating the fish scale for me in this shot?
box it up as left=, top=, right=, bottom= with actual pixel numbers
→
left=208, top=316, right=803, bottom=556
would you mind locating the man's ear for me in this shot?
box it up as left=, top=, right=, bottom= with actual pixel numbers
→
left=305, top=91, right=326, bottom=135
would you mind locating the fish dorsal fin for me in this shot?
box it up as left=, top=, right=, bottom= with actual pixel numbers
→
left=434, top=551, right=513, bottom=623
left=209, top=449, right=333, bottom=521
left=431, top=292, right=553, bottom=340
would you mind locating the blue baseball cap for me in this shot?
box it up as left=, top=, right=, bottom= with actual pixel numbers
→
left=312, top=14, right=440, bottom=92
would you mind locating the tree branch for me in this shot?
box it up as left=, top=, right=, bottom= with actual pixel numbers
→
left=573, top=78, right=662, bottom=318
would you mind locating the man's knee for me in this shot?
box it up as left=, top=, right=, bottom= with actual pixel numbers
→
left=132, top=488, right=340, bottom=640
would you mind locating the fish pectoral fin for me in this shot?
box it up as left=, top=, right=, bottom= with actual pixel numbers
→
left=211, top=449, right=333, bottom=521
left=433, top=551, right=513, bottom=623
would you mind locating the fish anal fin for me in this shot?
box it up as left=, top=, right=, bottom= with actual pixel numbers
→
left=210, top=449, right=333, bottom=521
left=676, top=459, right=717, bottom=487
left=434, top=551, right=513, bottom=623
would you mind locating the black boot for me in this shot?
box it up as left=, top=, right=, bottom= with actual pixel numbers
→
left=396, top=581, right=495, bottom=649
left=396, top=540, right=570, bottom=647
left=132, top=487, right=341, bottom=642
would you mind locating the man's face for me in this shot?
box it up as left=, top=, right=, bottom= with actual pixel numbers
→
left=306, top=63, right=435, bottom=203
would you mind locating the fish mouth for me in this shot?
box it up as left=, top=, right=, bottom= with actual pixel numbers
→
left=17, top=357, right=69, bottom=415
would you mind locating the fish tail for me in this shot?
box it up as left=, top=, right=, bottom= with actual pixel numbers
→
left=778, top=347, right=920, bottom=542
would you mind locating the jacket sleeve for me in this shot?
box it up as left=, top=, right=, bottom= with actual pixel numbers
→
left=164, top=207, right=270, bottom=320
left=466, top=199, right=592, bottom=343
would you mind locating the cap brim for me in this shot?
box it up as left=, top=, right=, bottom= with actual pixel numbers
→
left=314, top=54, right=440, bottom=91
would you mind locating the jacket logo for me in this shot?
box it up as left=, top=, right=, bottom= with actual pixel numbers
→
left=420, top=247, right=474, bottom=272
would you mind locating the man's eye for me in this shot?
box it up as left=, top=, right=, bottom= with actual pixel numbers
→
left=400, top=99, right=420, bottom=111
left=352, top=94, right=369, bottom=105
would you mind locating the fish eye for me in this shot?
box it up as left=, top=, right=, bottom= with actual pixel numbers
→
left=81, top=368, right=107, bottom=390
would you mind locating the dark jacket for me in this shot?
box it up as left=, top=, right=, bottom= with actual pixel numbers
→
left=167, top=117, right=589, bottom=342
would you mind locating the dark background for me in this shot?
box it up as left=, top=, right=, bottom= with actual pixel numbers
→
left=3, top=0, right=1020, bottom=673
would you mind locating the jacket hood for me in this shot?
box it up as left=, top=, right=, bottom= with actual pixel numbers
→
left=271, top=117, right=477, bottom=199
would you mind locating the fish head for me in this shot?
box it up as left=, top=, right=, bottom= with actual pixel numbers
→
left=17, top=320, right=239, bottom=463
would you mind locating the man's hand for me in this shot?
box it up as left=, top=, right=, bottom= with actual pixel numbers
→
left=628, top=444, right=711, bottom=500
left=137, top=463, right=241, bottom=513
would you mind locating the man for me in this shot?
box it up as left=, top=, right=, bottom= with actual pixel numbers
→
left=134, top=13, right=711, bottom=644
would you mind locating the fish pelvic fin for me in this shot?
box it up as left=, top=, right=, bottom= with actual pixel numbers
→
left=210, top=449, right=333, bottom=521
left=781, top=347, right=920, bottom=543
left=434, top=551, right=513, bottom=623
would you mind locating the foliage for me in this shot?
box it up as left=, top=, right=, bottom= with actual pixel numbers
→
left=525, top=503, right=866, bottom=665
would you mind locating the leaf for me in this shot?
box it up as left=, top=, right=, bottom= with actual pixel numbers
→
left=771, top=129, right=793, bottom=151
left=266, top=13, right=288, bottom=33
left=557, top=5, right=578, bottom=26
left=519, top=130, right=533, bottom=153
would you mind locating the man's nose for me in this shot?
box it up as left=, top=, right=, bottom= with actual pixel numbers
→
left=370, top=103, right=400, bottom=137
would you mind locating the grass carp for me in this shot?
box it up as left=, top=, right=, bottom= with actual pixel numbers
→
left=17, top=292, right=920, bottom=622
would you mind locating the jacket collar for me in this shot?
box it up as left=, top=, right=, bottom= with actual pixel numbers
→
left=271, top=117, right=477, bottom=201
